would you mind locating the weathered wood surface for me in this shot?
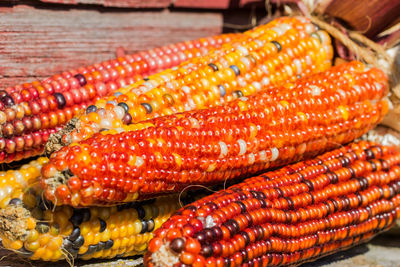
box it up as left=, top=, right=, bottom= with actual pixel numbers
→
left=39, top=0, right=172, bottom=8
left=174, top=0, right=263, bottom=9
left=39, top=0, right=264, bottom=9
left=0, top=5, right=222, bottom=89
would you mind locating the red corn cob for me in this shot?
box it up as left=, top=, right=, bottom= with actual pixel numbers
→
left=0, top=33, right=238, bottom=163
left=144, top=141, right=400, bottom=267
left=40, top=61, right=389, bottom=206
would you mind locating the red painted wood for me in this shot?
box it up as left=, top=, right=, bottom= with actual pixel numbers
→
left=0, top=5, right=222, bottom=88
left=174, top=0, right=231, bottom=9
left=39, top=0, right=172, bottom=8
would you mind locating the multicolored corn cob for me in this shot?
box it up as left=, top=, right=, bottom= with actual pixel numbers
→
left=0, top=158, right=189, bottom=261
left=40, top=61, right=389, bottom=207
left=144, top=141, right=400, bottom=267
left=45, top=16, right=333, bottom=155
left=0, top=33, right=238, bottom=163
left=0, top=157, right=48, bottom=209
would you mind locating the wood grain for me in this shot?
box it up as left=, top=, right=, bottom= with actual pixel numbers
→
left=0, top=5, right=222, bottom=89
left=174, top=0, right=264, bottom=9
left=39, top=0, right=172, bottom=8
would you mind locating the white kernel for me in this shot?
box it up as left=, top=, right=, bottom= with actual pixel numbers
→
left=252, top=81, right=262, bottom=92
left=271, top=26, right=285, bottom=36
left=238, top=139, right=247, bottom=155
left=14, top=171, right=26, bottom=187
left=248, top=153, right=255, bottom=164
left=337, top=89, right=347, bottom=99
left=305, top=55, right=312, bottom=65
left=189, top=118, right=200, bottom=129
left=205, top=215, right=216, bottom=228
left=305, top=23, right=314, bottom=33
left=143, top=81, right=155, bottom=89
left=241, top=56, right=251, bottom=70
left=285, top=65, right=293, bottom=76
left=270, top=147, right=279, bottom=161
left=219, top=141, right=228, bottom=158
left=135, top=156, right=144, bottom=167
left=237, top=45, right=249, bottom=56
left=294, top=59, right=302, bottom=74
left=254, top=39, right=264, bottom=47
left=240, top=97, right=248, bottom=101
left=238, top=77, right=247, bottom=87
left=261, top=77, right=270, bottom=86
left=310, top=85, right=321, bottom=96
left=260, top=64, right=269, bottom=74
left=113, top=106, right=125, bottom=120
left=374, top=82, right=383, bottom=92
left=287, top=48, right=294, bottom=58
left=259, top=150, right=267, bottom=161
left=100, top=119, right=112, bottom=129
left=182, top=86, right=191, bottom=94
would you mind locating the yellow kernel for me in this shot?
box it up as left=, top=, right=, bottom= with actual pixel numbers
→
left=338, top=105, right=349, bottom=120
left=42, top=249, right=53, bottom=261
left=111, top=227, right=120, bottom=240
left=39, top=233, right=52, bottom=246
left=60, top=222, right=73, bottom=236
left=79, top=245, right=88, bottom=255
left=26, top=229, right=39, bottom=242
left=26, top=217, right=36, bottom=230
left=120, top=237, right=129, bottom=248
left=51, top=249, right=63, bottom=261
left=80, top=222, right=91, bottom=236
left=47, top=236, right=63, bottom=251
left=32, top=247, right=46, bottom=259
left=93, top=232, right=101, bottom=245
left=112, top=238, right=121, bottom=249
left=100, top=228, right=111, bottom=242
left=24, top=240, right=40, bottom=251
left=9, top=240, right=23, bottom=250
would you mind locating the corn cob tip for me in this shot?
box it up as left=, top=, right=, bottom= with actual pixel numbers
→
left=45, top=117, right=80, bottom=157
left=0, top=202, right=31, bottom=241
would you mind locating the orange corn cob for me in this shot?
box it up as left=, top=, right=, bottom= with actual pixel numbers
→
left=45, top=16, right=332, bottom=155
left=41, top=61, right=389, bottom=206
left=144, top=141, right=400, bottom=267
left=0, top=32, right=238, bottom=163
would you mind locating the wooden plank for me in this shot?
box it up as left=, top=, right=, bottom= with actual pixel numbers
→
left=174, top=0, right=264, bottom=9
left=39, top=0, right=172, bottom=8
left=0, top=5, right=222, bottom=89
left=174, top=0, right=231, bottom=9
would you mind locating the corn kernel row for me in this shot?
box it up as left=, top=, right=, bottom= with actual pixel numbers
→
left=0, top=158, right=202, bottom=262
left=41, top=61, right=388, bottom=207
left=0, top=194, right=181, bottom=261
left=45, top=16, right=333, bottom=156
left=0, top=33, right=238, bottom=163
left=144, top=141, right=400, bottom=267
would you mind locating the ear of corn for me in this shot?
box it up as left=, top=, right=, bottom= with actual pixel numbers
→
left=144, top=141, right=400, bottom=267
left=45, top=16, right=332, bottom=155
left=0, top=32, right=238, bottom=163
left=0, top=158, right=189, bottom=261
left=40, top=61, right=389, bottom=206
